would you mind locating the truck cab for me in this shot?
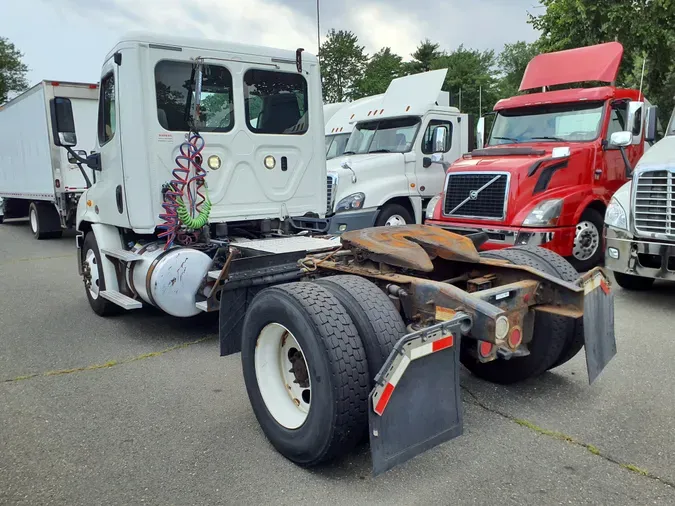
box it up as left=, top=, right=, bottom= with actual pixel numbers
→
left=425, top=42, right=657, bottom=270
left=325, top=69, right=469, bottom=233
left=604, top=105, right=671, bottom=290
left=324, top=94, right=383, bottom=161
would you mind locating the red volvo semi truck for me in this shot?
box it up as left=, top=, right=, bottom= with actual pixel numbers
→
left=425, top=42, right=659, bottom=270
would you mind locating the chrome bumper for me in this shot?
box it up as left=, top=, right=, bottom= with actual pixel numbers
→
left=430, top=224, right=555, bottom=247
left=605, top=227, right=675, bottom=281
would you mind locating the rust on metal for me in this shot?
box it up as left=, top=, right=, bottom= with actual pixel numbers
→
left=533, top=304, right=584, bottom=318
left=340, top=225, right=480, bottom=272
left=435, top=306, right=457, bottom=321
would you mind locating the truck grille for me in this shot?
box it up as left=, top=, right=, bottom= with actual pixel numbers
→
left=634, top=169, right=675, bottom=236
left=443, top=172, right=509, bottom=220
left=326, top=174, right=337, bottom=214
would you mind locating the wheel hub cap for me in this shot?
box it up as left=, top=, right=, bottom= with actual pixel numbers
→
left=573, top=221, right=600, bottom=261
left=83, top=249, right=100, bottom=299
left=385, top=214, right=407, bottom=226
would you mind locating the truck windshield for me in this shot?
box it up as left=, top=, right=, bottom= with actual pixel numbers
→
left=344, top=117, right=420, bottom=155
left=488, top=102, right=604, bottom=145
left=326, top=133, right=350, bottom=159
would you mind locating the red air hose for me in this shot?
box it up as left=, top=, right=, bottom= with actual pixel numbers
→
left=157, top=133, right=207, bottom=249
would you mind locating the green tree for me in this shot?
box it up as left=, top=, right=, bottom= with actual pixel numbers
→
left=0, top=37, right=29, bottom=103
left=529, top=0, right=675, bottom=122
left=319, top=29, right=368, bottom=102
left=352, top=47, right=403, bottom=99
left=433, top=45, right=499, bottom=116
left=405, top=40, right=444, bottom=74
left=497, top=41, right=540, bottom=97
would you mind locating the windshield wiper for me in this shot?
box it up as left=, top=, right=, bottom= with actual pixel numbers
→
left=525, top=136, right=565, bottom=142
left=342, top=150, right=357, bottom=155
left=491, top=136, right=519, bottom=143
left=368, top=149, right=391, bottom=153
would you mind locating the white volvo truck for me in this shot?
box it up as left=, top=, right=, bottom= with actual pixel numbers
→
left=604, top=105, right=673, bottom=289
left=0, top=81, right=98, bottom=238
left=48, top=32, right=616, bottom=476
left=325, top=69, right=471, bottom=234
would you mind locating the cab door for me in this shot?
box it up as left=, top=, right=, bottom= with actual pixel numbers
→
left=414, top=115, right=458, bottom=197
left=87, top=58, right=130, bottom=228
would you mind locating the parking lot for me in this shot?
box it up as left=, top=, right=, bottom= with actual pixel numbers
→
left=1, top=219, right=675, bottom=505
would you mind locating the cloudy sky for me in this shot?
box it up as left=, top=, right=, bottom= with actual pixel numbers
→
left=2, top=0, right=541, bottom=86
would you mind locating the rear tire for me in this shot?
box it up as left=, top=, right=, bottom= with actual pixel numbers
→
left=315, top=275, right=406, bottom=382
left=463, top=246, right=579, bottom=383
left=613, top=271, right=655, bottom=291
left=375, top=203, right=414, bottom=227
left=82, top=232, right=119, bottom=317
left=241, top=282, right=370, bottom=466
left=29, top=202, right=62, bottom=240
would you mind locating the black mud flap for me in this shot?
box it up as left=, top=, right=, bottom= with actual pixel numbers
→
left=582, top=270, right=616, bottom=384
left=368, top=314, right=471, bottom=476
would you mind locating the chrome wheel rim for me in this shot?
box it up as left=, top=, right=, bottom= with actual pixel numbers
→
left=573, top=221, right=600, bottom=261
left=83, top=249, right=100, bottom=299
left=29, top=207, right=38, bottom=234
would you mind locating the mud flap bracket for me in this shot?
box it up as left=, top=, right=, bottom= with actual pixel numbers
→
left=368, top=313, right=472, bottom=476
left=582, top=270, right=616, bottom=384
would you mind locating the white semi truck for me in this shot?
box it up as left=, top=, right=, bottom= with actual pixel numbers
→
left=325, top=70, right=471, bottom=233
left=48, top=32, right=616, bottom=475
left=0, top=81, right=98, bottom=238
left=604, top=106, right=673, bottom=289
left=324, top=94, right=383, bottom=160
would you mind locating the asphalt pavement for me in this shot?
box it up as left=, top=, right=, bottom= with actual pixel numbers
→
left=2, top=218, right=675, bottom=505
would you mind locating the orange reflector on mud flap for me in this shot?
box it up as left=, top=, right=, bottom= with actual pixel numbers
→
left=508, top=327, right=522, bottom=348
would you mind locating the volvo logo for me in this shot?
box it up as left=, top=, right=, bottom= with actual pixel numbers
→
left=469, top=190, right=479, bottom=200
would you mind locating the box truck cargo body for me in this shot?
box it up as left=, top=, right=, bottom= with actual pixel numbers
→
left=0, top=81, right=98, bottom=238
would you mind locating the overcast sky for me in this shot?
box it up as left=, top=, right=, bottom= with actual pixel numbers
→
left=2, top=0, right=541, bottom=86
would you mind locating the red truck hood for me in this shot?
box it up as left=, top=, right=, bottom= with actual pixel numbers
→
left=443, top=142, right=596, bottom=225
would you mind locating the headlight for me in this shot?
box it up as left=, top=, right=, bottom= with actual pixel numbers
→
left=426, top=194, right=442, bottom=219
left=605, top=197, right=627, bottom=230
left=207, top=155, right=221, bottom=170
left=335, top=193, right=365, bottom=213
left=522, top=199, right=563, bottom=227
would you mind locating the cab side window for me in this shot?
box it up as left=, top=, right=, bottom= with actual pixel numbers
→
left=98, top=73, right=116, bottom=145
left=421, top=119, right=452, bottom=154
left=605, top=102, right=628, bottom=142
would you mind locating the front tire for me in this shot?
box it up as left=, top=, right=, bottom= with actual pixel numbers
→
left=375, top=203, right=414, bottom=227
left=82, top=232, right=119, bottom=317
left=613, top=271, right=655, bottom=291
left=569, top=208, right=604, bottom=271
left=29, top=202, right=62, bottom=240
left=241, top=282, right=369, bottom=466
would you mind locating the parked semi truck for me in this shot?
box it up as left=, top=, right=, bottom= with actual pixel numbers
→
left=0, top=81, right=98, bottom=238
left=425, top=42, right=657, bottom=271
left=324, top=94, right=383, bottom=160
left=48, top=32, right=616, bottom=475
left=326, top=69, right=470, bottom=233
left=604, top=106, right=672, bottom=290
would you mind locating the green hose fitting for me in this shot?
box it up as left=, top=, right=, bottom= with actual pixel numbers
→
left=176, top=185, right=211, bottom=230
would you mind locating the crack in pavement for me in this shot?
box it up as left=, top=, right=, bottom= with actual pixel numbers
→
left=2, top=336, right=215, bottom=383
left=461, top=386, right=675, bottom=490
left=0, top=254, right=74, bottom=267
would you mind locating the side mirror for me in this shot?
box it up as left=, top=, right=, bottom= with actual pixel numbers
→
left=645, top=105, right=659, bottom=143
left=610, top=131, right=632, bottom=148
left=422, top=157, right=432, bottom=168
left=432, top=125, right=448, bottom=153
left=476, top=117, right=485, bottom=149
left=49, top=98, right=77, bottom=147
left=627, top=101, right=644, bottom=138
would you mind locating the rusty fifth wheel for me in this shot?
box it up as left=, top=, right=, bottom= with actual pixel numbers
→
left=240, top=282, right=370, bottom=466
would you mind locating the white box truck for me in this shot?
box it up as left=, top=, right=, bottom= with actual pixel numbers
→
left=45, top=32, right=615, bottom=476
left=0, top=81, right=98, bottom=238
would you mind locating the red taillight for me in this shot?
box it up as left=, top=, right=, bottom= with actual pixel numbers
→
left=89, top=84, right=97, bottom=89
left=479, top=341, right=493, bottom=357
left=508, top=327, right=522, bottom=348
left=51, top=81, right=60, bottom=86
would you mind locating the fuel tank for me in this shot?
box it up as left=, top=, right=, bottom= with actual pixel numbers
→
left=126, top=242, right=212, bottom=317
